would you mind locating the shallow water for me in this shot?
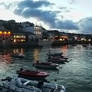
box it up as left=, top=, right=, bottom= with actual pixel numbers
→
left=0, top=44, right=92, bottom=92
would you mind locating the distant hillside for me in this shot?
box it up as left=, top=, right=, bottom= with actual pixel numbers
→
left=0, top=20, right=35, bottom=33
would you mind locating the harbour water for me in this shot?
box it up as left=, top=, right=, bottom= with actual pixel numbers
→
left=0, top=44, right=92, bottom=92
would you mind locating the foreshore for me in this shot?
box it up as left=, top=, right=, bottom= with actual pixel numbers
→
left=0, top=40, right=91, bottom=49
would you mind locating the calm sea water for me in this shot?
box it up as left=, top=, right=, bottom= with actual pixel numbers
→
left=0, top=44, right=92, bottom=92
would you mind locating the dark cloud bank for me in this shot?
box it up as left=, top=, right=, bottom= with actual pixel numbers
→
left=14, top=0, right=79, bottom=31
left=2, top=0, right=92, bottom=34
left=79, top=17, right=92, bottom=34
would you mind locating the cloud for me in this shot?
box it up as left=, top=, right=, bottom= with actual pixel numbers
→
left=0, top=2, right=12, bottom=9
left=79, top=17, right=92, bottom=34
left=0, top=0, right=79, bottom=31
left=59, top=7, right=67, bottom=10
left=0, top=1, right=19, bottom=10
left=13, top=0, right=79, bottom=30
left=69, top=0, right=76, bottom=4
left=56, top=20, right=79, bottom=30
left=1, top=0, right=92, bottom=34
left=17, top=0, right=53, bottom=9
left=14, top=0, right=56, bottom=27
left=15, top=8, right=57, bottom=27
left=59, top=7, right=70, bottom=13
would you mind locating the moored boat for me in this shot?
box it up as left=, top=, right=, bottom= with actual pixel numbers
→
left=48, top=55, right=68, bottom=60
left=47, top=51, right=68, bottom=63
left=48, top=60, right=65, bottom=64
left=48, top=55, right=68, bottom=64
left=17, top=68, right=49, bottom=80
left=47, top=52, right=63, bottom=57
left=33, top=62, right=59, bottom=70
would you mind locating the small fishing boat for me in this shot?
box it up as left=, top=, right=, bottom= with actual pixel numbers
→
left=47, top=52, right=63, bottom=57
left=48, top=58, right=66, bottom=64
left=33, top=62, right=59, bottom=70
left=48, top=56, right=68, bottom=64
left=17, top=68, right=49, bottom=80
left=48, top=55, right=68, bottom=60
left=1, top=77, right=66, bottom=92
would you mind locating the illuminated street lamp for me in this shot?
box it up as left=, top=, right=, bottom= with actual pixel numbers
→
left=0, top=31, right=2, bottom=35
left=4, top=31, right=7, bottom=35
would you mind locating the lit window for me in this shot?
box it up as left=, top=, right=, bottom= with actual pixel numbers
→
left=60, top=38, right=63, bottom=41
left=8, top=32, right=11, bottom=34
left=14, top=39, right=16, bottom=43
left=14, top=35, right=16, bottom=38
left=4, top=31, right=7, bottom=34
left=21, top=39, right=25, bottom=42
left=88, top=39, right=91, bottom=41
left=16, top=35, right=20, bottom=38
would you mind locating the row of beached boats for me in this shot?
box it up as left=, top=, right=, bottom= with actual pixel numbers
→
left=33, top=62, right=60, bottom=70
left=0, top=68, right=66, bottom=92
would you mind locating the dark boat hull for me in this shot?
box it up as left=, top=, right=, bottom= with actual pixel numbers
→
left=34, top=64, right=58, bottom=70
left=17, top=69, right=49, bottom=81
left=48, top=59, right=65, bottom=64
left=18, top=74, right=47, bottom=81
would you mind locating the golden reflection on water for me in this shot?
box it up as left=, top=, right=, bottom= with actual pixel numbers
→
left=33, top=49, right=40, bottom=63
left=13, top=48, right=24, bottom=55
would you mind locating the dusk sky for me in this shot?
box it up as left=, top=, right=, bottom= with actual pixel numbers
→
left=0, top=0, right=92, bottom=34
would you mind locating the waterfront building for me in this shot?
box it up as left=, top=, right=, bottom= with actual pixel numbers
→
left=44, top=30, right=60, bottom=40
left=0, top=30, right=12, bottom=47
left=11, top=32, right=39, bottom=47
left=0, top=29, right=39, bottom=48
left=11, top=33, right=27, bottom=46
left=34, top=25, right=46, bottom=39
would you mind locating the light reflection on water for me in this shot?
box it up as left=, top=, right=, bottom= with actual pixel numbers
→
left=0, top=45, right=92, bottom=92
left=13, top=48, right=24, bottom=55
left=61, top=45, right=68, bottom=55
left=33, top=49, right=40, bottom=63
